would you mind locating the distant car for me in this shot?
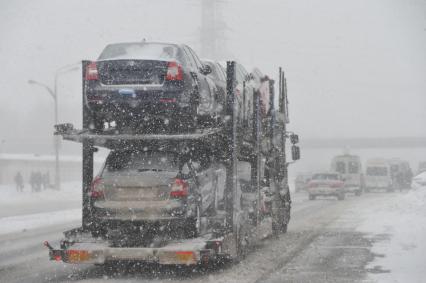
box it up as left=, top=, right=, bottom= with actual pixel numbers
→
left=365, top=158, right=394, bottom=192
left=90, top=148, right=226, bottom=242
left=307, top=172, right=345, bottom=200
left=330, top=154, right=364, bottom=196
left=294, top=173, right=312, bottom=192
left=412, top=172, right=426, bottom=189
left=84, top=41, right=221, bottom=132
left=389, top=158, right=413, bottom=190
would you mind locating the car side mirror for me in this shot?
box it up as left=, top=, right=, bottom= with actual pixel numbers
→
left=290, top=134, right=299, bottom=144
left=291, top=145, right=300, bottom=161
left=201, top=65, right=212, bottom=75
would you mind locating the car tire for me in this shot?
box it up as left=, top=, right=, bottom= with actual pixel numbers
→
left=309, top=194, right=316, bottom=200
left=337, top=193, right=345, bottom=201
left=355, top=189, right=362, bottom=196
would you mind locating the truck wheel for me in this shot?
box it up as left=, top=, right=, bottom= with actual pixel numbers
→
left=337, top=193, right=345, bottom=201
left=309, top=194, right=316, bottom=200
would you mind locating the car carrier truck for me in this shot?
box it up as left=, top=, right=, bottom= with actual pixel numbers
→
left=44, top=62, right=300, bottom=267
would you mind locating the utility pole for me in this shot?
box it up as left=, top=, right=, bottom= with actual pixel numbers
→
left=200, top=0, right=227, bottom=59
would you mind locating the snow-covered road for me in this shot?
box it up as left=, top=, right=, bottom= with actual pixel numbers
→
left=0, top=188, right=425, bottom=283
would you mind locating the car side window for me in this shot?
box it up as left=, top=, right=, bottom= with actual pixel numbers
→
left=236, top=64, right=245, bottom=82
left=187, top=46, right=203, bottom=70
left=216, top=63, right=226, bottom=81
left=182, top=46, right=197, bottom=71
left=176, top=48, right=188, bottom=68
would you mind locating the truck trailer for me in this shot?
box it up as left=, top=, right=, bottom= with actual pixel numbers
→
left=44, top=62, right=300, bottom=267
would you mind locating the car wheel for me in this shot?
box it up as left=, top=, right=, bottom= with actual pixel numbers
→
left=337, top=193, right=345, bottom=201
left=309, top=194, right=316, bottom=200
left=355, top=189, right=362, bottom=196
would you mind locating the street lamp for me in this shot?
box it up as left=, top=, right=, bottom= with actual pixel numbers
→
left=28, top=63, right=79, bottom=190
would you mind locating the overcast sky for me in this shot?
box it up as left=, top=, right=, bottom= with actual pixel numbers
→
left=0, top=0, right=425, bottom=154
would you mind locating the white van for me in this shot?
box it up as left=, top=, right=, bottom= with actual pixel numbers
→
left=365, top=158, right=394, bottom=192
left=330, top=154, right=363, bottom=196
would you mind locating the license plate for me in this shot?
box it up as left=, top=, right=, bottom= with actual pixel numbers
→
left=116, top=188, right=157, bottom=200
left=119, top=88, right=136, bottom=98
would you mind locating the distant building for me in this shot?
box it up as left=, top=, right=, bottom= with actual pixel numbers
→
left=0, top=154, right=104, bottom=185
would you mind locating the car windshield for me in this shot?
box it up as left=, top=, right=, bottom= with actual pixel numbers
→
left=348, top=161, right=359, bottom=174
left=312, top=174, right=339, bottom=180
left=366, top=166, right=388, bottom=176
left=335, top=161, right=346, bottom=174
left=98, top=43, right=179, bottom=61
left=104, top=150, right=180, bottom=174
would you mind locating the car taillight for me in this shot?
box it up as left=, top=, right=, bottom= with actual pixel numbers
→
left=85, top=62, right=99, bottom=81
left=170, top=178, right=188, bottom=198
left=166, top=61, right=183, bottom=81
left=90, top=176, right=104, bottom=200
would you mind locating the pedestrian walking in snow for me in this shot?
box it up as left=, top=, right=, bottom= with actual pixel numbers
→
left=30, top=171, right=36, bottom=192
left=14, top=172, right=24, bottom=192
left=34, top=171, right=42, bottom=192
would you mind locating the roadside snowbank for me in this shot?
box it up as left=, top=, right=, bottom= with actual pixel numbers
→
left=357, top=185, right=426, bottom=283
left=0, top=182, right=82, bottom=235
left=0, top=209, right=81, bottom=235
left=0, top=181, right=81, bottom=205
